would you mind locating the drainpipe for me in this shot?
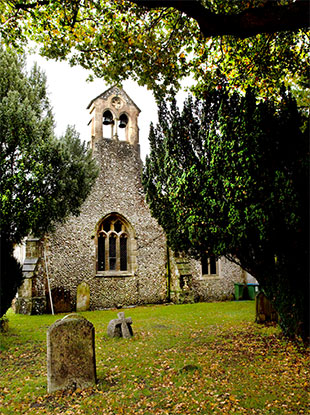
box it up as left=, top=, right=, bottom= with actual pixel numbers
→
left=43, top=243, right=54, bottom=315
left=166, top=245, right=171, bottom=303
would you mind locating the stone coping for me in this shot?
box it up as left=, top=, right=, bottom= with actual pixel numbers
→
left=95, top=272, right=134, bottom=278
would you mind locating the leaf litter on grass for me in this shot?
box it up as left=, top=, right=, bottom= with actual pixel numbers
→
left=0, top=302, right=309, bottom=414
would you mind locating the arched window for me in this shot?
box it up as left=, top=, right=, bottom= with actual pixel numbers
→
left=102, top=110, right=114, bottom=139
left=118, top=113, right=128, bottom=141
left=96, top=214, right=134, bottom=275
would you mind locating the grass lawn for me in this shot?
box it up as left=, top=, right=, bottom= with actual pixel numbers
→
left=0, top=301, right=309, bottom=414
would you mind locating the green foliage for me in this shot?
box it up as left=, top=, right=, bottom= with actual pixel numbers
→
left=143, top=86, right=309, bottom=340
left=0, top=1, right=308, bottom=100
left=0, top=47, right=98, bottom=316
left=0, top=240, right=23, bottom=318
left=0, top=47, right=98, bottom=245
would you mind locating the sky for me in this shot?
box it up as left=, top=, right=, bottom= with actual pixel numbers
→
left=27, top=54, right=160, bottom=161
left=27, top=53, right=192, bottom=161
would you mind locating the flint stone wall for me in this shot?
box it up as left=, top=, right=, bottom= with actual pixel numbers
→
left=45, top=138, right=167, bottom=310
left=170, top=255, right=246, bottom=302
left=190, top=257, right=246, bottom=301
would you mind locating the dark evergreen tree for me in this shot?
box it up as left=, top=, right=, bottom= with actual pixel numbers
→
left=0, top=47, right=98, bottom=317
left=143, top=87, right=309, bottom=341
left=0, top=239, right=23, bottom=317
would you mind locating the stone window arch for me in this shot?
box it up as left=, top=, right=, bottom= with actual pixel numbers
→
left=101, top=109, right=129, bottom=141
left=96, top=213, right=136, bottom=276
left=117, top=112, right=128, bottom=141
left=102, top=109, right=115, bottom=139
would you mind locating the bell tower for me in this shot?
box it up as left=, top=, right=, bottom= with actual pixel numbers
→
left=87, top=86, right=140, bottom=151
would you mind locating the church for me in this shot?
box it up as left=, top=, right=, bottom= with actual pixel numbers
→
left=15, top=86, right=248, bottom=315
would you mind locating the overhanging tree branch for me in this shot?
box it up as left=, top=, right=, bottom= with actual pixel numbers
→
left=14, top=1, right=51, bottom=10
left=130, top=0, right=310, bottom=38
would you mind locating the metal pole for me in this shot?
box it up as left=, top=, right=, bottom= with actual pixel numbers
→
left=44, top=244, right=54, bottom=315
left=166, top=244, right=171, bottom=302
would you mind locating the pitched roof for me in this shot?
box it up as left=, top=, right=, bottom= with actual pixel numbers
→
left=87, top=85, right=141, bottom=112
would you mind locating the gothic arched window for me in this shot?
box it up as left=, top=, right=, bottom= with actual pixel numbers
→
left=96, top=214, right=135, bottom=275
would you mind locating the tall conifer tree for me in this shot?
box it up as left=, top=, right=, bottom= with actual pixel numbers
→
left=0, top=48, right=98, bottom=316
left=143, top=87, right=309, bottom=341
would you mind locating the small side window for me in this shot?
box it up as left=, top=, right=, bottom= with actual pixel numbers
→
left=201, top=254, right=218, bottom=276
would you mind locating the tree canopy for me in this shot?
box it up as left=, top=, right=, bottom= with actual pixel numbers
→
left=143, top=87, right=309, bottom=340
left=131, top=0, right=309, bottom=37
left=0, top=47, right=98, bottom=316
left=1, top=1, right=309, bottom=99
left=0, top=48, right=98, bottom=245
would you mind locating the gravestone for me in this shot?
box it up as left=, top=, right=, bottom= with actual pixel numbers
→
left=76, top=282, right=90, bottom=312
left=47, top=314, right=96, bottom=393
left=255, top=292, right=278, bottom=324
left=107, top=312, right=133, bottom=338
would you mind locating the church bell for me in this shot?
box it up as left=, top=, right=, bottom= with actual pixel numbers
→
left=103, top=110, right=114, bottom=125
left=119, top=114, right=128, bottom=129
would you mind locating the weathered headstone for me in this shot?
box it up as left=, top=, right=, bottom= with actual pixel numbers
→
left=47, top=314, right=96, bottom=393
left=107, top=312, right=133, bottom=338
left=76, top=282, right=90, bottom=312
left=255, top=292, right=278, bottom=324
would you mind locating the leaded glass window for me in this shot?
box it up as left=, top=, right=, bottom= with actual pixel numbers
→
left=120, top=235, right=127, bottom=271
left=104, top=220, right=111, bottom=232
left=97, top=214, right=131, bottom=274
left=114, top=220, right=122, bottom=233
left=210, top=255, right=217, bottom=275
left=201, top=253, right=218, bottom=276
left=109, top=234, right=117, bottom=270
left=98, top=234, right=106, bottom=271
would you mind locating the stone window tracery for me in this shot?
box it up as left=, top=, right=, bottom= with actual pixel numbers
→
left=96, top=214, right=135, bottom=276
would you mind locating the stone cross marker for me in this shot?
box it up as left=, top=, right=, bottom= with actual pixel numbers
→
left=47, top=314, right=97, bottom=393
left=107, top=312, right=133, bottom=338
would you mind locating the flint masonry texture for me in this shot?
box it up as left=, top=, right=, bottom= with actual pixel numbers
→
left=44, top=87, right=167, bottom=311
left=47, top=314, right=96, bottom=393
